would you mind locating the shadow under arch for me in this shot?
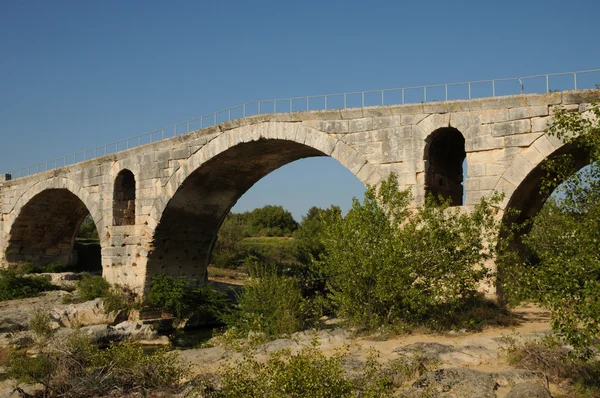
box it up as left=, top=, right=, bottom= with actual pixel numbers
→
left=6, top=188, right=100, bottom=268
left=502, top=142, right=590, bottom=231
left=146, top=134, right=373, bottom=286
left=497, top=141, right=591, bottom=299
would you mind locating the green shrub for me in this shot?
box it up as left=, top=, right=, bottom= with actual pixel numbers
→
left=29, top=307, right=54, bottom=340
left=199, top=344, right=438, bottom=397
left=103, top=284, right=140, bottom=315
left=317, top=173, right=502, bottom=330
left=222, top=263, right=310, bottom=337
left=76, top=274, right=110, bottom=301
left=12, top=261, right=70, bottom=274
left=7, top=332, right=187, bottom=397
left=0, top=270, right=57, bottom=301
left=146, top=274, right=228, bottom=319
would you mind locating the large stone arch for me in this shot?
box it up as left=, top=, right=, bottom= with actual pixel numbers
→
left=2, top=177, right=103, bottom=266
left=144, top=121, right=381, bottom=285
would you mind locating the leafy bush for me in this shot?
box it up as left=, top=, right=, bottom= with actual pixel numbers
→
left=222, top=263, right=309, bottom=337
left=29, top=307, right=54, bottom=340
left=246, top=205, right=298, bottom=237
left=76, top=274, right=110, bottom=301
left=0, top=270, right=57, bottom=301
left=103, top=284, right=140, bottom=315
left=7, top=332, right=187, bottom=397
left=198, top=344, right=438, bottom=397
left=12, top=261, right=68, bottom=274
left=146, top=274, right=227, bottom=319
left=316, top=173, right=502, bottom=330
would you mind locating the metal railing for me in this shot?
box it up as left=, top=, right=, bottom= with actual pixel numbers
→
left=5, top=68, right=600, bottom=180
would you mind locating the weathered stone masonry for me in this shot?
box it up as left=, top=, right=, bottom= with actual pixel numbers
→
left=1, top=90, right=598, bottom=294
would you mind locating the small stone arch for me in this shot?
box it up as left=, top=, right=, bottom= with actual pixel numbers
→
left=113, top=169, right=136, bottom=226
left=3, top=177, right=102, bottom=267
left=424, top=127, right=466, bottom=205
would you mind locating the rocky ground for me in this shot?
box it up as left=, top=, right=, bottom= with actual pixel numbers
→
left=0, top=276, right=561, bottom=397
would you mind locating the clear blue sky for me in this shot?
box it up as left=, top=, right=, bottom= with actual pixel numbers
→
left=1, top=0, right=599, bottom=220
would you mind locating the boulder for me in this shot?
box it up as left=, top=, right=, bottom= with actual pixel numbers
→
left=79, top=321, right=166, bottom=345
left=506, top=381, right=552, bottom=398
left=410, top=368, right=498, bottom=398
left=37, top=272, right=80, bottom=288
left=51, top=298, right=120, bottom=328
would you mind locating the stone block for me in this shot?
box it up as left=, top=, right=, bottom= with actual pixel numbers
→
left=372, top=116, right=402, bottom=130
left=349, top=118, right=373, bottom=132
left=562, top=90, right=600, bottom=105
left=503, top=155, right=534, bottom=186
left=391, top=103, right=425, bottom=115
left=508, top=105, right=548, bottom=120
left=526, top=92, right=561, bottom=106
left=491, top=119, right=531, bottom=137
left=417, top=113, right=451, bottom=136
left=503, top=132, right=543, bottom=148
left=465, top=135, right=504, bottom=151
left=480, top=96, right=527, bottom=110
left=486, top=163, right=507, bottom=176
left=447, top=100, right=483, bottom=112
left=302, top=119, right=349, bottom=133
left=531, top=116, right=553, bottom=132
left=467, top=163, right=487, bottom=177
left=422, top=102, right=448, bottom=113
left=340, top=108, right=363, bottom=119
left=362, top=106, right=393, bottom=117
left=400, top=114, right=428, bottom=125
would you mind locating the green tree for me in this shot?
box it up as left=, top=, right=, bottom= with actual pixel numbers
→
left=317, top=174, right=502, bottom=330
left=212, top=213, right=246, bottom=268
left=246, top=205, right=298, bottom=237
left=501, top=102, right=600, bottom=356
left=295, top=206, right=341, bottom=264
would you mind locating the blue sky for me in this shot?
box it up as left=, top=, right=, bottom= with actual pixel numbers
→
left=1, top=0, right=599, bottom=220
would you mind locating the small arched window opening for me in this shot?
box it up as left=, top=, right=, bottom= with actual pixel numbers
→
left=424, top=127, right=466, bottom=206
left=113, top=169, right=136, bottom=226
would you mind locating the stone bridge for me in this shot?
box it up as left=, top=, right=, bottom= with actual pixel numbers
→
left=1, top=90, right=598, bottom=294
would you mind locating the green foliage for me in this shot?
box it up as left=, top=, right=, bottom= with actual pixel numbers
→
left=222, top=263, right=310, bottom=337
left=29, top=307, right=54, bottom=340
left=0, top=270, right=57, bottom=301
left=199, top=344, right=438, bottom=397
left=7, top=332, right=187, bottom=396
left=501, top=103, right=600, bottom=357
left=76, top=214, right=99, bottom=241
left=12, top=261, right=69, bottom=274
left=317, top=173, right=502, bottom=330
left=146, top=274, right=227, bottom=319
left=76, top=274, right=110, bottom=301
left=246, top=205, right=298, bottom=237
left=103, top=284, right=140, bottom=315
left=294, top=206, right=340, bottom=264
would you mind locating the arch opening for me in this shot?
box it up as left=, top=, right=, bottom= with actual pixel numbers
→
left=113, top=169, right=136, bottom=226
left=424, top=127, right=466, bottom=206
left=503, top=143, right=590, bottom=230
left=147, top=138, right=329, bottom=285
left=5, top=189, right=101, bottom=271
